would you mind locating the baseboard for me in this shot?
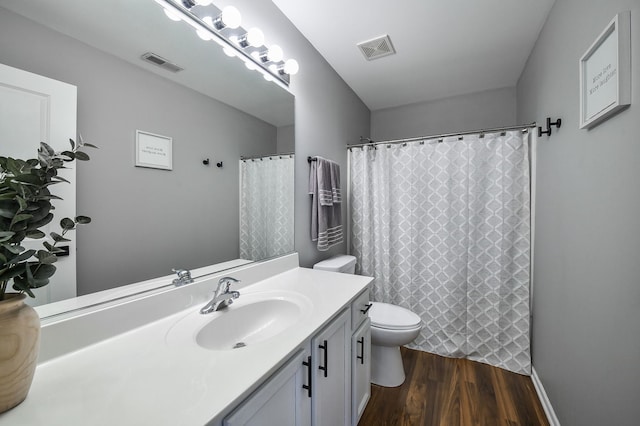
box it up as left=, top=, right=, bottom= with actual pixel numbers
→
left=531, top=367, right=561, bottom=426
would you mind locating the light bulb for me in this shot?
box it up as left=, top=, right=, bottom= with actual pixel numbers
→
left=266, top=45, right=283, bottom=62
left=220, top=6, right=241, bottom=29
left=223, top=46, right=236, bottom=57
left=164, top=8, right=182, bottom=21
left=213, top=6, right=241, bottom=30
left=195, top=0, right=213, bottom=5
left=268, top=64, right=278, bottom=73
left=245, top=62, right=257, bottom=71
left=263, top=74, right=274, bottom=82
left=243, top=27, right=264, bottom=48
left=283, top=59, right=299, bottom=75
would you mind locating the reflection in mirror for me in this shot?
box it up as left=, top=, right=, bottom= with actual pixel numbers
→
left=0, top=0, right=295, bottom=317
left=240, top=153, right=294, bottom=261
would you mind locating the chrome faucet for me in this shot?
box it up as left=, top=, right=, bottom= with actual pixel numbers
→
left=172, top=268, right=193, bottom=286
left=200, top=276, right=241, bottom=314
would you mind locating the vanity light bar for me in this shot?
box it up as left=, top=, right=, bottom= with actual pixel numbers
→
left=154, top=0, right=297, bottom=87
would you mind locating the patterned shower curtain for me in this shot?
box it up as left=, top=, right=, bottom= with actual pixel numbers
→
left=350, top=131, right=531, bottom=375
left=239, top=155, right=294, bottom=261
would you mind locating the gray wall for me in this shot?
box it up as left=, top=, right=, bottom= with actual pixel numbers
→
left=277, top=125, right=295, bottom=153
left=517, top=1, right=640, bottom=425
left=371, top=87, right=517, bottom=140
left=0, top=9, right=277, bottom=294
left=232, top=0, right=371, bottom=268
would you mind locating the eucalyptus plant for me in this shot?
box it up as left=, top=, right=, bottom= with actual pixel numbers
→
left=0, top=138, right=96, bottom=301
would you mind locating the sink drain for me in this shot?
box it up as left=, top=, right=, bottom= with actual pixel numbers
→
left=233, top=342, right=247, bottom=349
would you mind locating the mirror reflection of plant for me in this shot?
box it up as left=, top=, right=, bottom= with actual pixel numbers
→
left=0, top=138, right=96, bottom=301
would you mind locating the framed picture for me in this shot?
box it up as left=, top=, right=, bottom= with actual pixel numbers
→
left=579, top=11, right=631, bottom=129
left=135, top=130, right=173, bottom=170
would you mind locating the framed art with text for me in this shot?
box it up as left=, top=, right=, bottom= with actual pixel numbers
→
left=579, top=11, right=631, bottom=129
left=135, top=130, right=173, bottom=170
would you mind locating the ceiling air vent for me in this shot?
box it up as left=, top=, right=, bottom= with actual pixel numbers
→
left=357, top=35, right=396, bottom=61
left=140, top=52, right=184, bottom=73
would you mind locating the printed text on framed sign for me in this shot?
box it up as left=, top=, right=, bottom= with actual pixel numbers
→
left=579, top=11, right=631, bottom=129
left=135, top=130, right=173, bottom=170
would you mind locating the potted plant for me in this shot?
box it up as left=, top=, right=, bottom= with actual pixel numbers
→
left=0, top=138, right=95, bottom=413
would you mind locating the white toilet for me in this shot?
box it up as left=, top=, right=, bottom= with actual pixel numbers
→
left=367, top=301, right=421, bottom=387
left=313, top=255, right=422, bottom=387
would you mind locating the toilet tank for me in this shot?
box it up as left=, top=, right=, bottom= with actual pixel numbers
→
left=313, top=255, right=357, bottom=274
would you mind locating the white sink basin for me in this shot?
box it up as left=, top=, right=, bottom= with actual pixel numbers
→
left=166, top=290, right=313, bottom=351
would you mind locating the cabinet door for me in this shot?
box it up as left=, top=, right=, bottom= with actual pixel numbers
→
left=224, top=349, right=311, bottom=426
left=311, top=309, right=351, bottom=426
left=352, top=318, right=371, bottom=425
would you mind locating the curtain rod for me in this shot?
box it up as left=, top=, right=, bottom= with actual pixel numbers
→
left=347, top=122, right=537, bottom=149
left=240, top=152, right=294, bottom=161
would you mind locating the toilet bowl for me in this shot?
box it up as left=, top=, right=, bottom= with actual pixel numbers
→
left=313, top=255, right=423, bottom=388
left=369, top=302, right=421, bottom=387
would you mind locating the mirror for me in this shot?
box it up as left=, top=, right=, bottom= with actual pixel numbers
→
left=0, top=0, right=295, bottom=315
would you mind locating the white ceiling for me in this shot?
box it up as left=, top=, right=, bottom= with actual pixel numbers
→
left=272, top=0, right=556, bottom=111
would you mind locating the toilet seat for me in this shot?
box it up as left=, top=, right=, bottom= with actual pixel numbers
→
left=369, top=302, right=421, bottom=330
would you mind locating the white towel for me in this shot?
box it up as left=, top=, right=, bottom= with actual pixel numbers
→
left=309, top=157, right=343, bottom=251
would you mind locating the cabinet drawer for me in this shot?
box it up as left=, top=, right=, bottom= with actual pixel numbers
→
left=351, top=289, right=371, bottom=330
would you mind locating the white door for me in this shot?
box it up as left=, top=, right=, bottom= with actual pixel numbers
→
left=0, top=63, right=77, bottom=306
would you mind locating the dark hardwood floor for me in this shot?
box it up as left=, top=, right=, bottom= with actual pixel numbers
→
left=359, top=347, right=549, bottom=426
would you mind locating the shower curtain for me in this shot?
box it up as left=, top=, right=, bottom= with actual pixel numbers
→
left=239, top=155, right=294, bottom=261
left=350, top=131, right=531, bottom=375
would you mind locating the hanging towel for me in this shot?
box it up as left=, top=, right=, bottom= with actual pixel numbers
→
left=309, top=156, right=343, bottom=251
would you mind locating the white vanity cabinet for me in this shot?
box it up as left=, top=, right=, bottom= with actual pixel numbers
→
left=223, top=349, right=312, bottom=426
left=311, top=308, right=351, bottom=426
left=220, top=289, right=370, bottom=426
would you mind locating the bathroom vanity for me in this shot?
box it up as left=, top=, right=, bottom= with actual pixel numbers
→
left=0, top=254, right=372, bottom=425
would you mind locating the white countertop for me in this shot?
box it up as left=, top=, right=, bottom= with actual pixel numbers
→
left=0, top=261, right=371, bottom=425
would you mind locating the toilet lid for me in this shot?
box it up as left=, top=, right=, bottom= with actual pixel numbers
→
left=369, top=302, right=421, bottom=330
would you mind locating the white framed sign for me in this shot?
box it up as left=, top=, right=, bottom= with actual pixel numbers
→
left=579, top=11, right=631, bottom=129
left=135, top=130, right=173, bottom=170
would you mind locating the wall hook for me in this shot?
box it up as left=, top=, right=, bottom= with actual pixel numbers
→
left=548, top=117, right=562, bottom=129
left=216, top=161, right=223, bottom=168
left=202, top=158, right=210, bottom=165
left=538, top=117, right=562, bottom=137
